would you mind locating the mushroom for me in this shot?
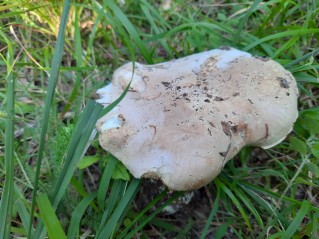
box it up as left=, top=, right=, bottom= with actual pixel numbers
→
left=96, top=47, right=299, bottom=191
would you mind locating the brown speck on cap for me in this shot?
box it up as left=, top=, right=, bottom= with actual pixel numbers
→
left=219, top=46, right=231, bottom=50
left=221, top=121, right=232, bottom=137
left=214, top=97, right=224, bottom=101
left=209, top=121, right=215, bottom=127
left=162, top=81, right=172, bottom=88
left=277, top=77, right=290, bottom=89
left=254, top=56, right=270, bottom=62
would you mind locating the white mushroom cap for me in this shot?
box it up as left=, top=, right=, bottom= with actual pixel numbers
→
left=96, top=47, right=299, bottom=191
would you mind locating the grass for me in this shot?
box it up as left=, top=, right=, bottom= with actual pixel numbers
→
left=0, top=0, right=318, bottom=238
left=0, top=25, right=15, bottom=239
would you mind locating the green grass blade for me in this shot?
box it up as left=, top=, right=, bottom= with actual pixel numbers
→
left=15, top=205, right=29, bottom=236
left=16, top=201, right=31, bottom=236
left=28, top=0, right=71, bottom=237
left=37, top=194, right=67, bottom=239
left=239, top=183, right=282, bottom=224
left=103, top=0, right=153, bottom=63
left=0, top=29, right=15, bottom=239
left=122, top=191, right=184, bottom=239
left=311, top=212, right=319, bottom=239
left=94, top=0, right=136, bottom=65
left=50, top=100, right=103, bottom=209
left=97, top=179, right=141, bottom=239
left=0, top=5, right=47, bottom=20
left=70, top=177, right=99, bottom=211
left=14, top=184, right=33, bottom=235
left=33, top=100, right=103, bottom=238
left=273, top=36, right=299, bottom=58
left=267, top=232, right=283, bottom=239
left=97, top=154, right=117, bottom=210
left=285, top=47, right=319, bottom=68
left=67, top=192, right=97, bottom=239
left=117, top=189, right=169, bottom=239
left=97, top=180, right=127, bottom=234
left=140, top=0, right=173, bottom=58
left=215, top=177, right=252, bottom=231
left=87, top=12, right=103, bottom=58
left=242, top=28, right=319, bottom=51
left=200, top=188, right=220, bottom=239
left=232, top=186, right=264, bottom=227
left=234, top=0, right=263, bottom=43
left=282, top=200, right=310, bottom=239
left=148, top=218, right=180, bottom=233
left=241, top=181, right=319, bottom=213
left=61, top=6, right=83, bottom=115
left=215, top=221, right=234, bottom=239
left=0, top=3, right=24, bottom=11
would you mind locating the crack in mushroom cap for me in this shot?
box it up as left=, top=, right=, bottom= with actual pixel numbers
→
left=96, top=47, right=299, bottom=191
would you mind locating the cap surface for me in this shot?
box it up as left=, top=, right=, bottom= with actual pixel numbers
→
left=96, top=47, right=299, bottom=191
